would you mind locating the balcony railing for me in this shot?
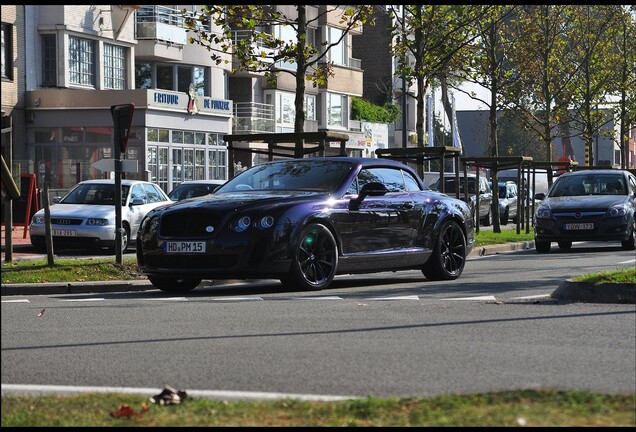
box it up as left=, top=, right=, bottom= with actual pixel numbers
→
left=233, top=102, right=275, bottom=134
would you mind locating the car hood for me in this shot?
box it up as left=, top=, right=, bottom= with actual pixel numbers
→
left=33, top=204, right=116, bottom=219
left=159, top=191, right=330, bottom=214
left=542, top=195, right=629, bottom=210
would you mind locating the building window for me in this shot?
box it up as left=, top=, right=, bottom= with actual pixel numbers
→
left=327, top=92, right=346, bottom=128
left=42, top=34, right=56, bottom=86
left=305, top=95, right=316, bottom=121
left=1, top=23, right=13, bottom=80
left=328, top=26, right=346, bottom=66
left=104, top=44, right=126, bottom=89
left=69, top=36, right=95, bottom=86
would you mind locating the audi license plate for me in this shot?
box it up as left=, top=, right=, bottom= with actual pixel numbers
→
left=564, top=223, right=593, bottom=230
left=53, top=229, right=76, bottom=237
left=163, top=241, right=206, bottom=253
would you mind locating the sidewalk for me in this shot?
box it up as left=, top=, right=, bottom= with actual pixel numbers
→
left=1, top=224, right=36, bottom=262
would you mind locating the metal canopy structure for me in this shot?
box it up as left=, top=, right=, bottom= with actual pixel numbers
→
left=461, top=156, right=534, bottom=234
left=375, top=146, right=462, bottom=186
left=224, top=131, right=350, bottom=178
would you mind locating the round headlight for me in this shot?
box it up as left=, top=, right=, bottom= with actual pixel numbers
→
left=536, top=207, right=552, bottom=219
left=257, top=215, right=275, bottom=229
left=232, top=216, right=251, bottom=233
left=608, top=204, right=627, bottom=217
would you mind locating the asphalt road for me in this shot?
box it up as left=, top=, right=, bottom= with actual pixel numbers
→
left=2, top=243, right=635, bottom=401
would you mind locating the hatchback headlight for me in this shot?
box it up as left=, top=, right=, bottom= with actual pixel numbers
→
left=86, top=218, right=109, bottom=226
left=535, top=206, right=552, bottom=219
left=608, top=204, right=628, bottom=217
left=31, top=215, right=45, bottom=224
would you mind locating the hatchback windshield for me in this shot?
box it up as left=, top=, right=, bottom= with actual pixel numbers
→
left=549, top=174, right=626, bottom=197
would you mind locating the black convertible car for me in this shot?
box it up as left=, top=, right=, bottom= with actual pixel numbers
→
left=137, top=157, right=475, bottom=293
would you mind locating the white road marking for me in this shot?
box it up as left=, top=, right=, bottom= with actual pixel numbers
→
left=147, top=297, right=188, bottom=301
left=618, top=258, right=635, bottom=265
left=208, top=297, right=264, bottom=301
left=443, top=295, right=498, bottom=301
left=1, top=299, right=30, bottom=303
left=290, top=296, right=343, bottom=300
left=0, top=384, right=358, bottom=402
left=365, top=295, right=420, bottom=301
left=510, top=294, right=552, bottom=300
left=60, top=298, right=105, bottom=302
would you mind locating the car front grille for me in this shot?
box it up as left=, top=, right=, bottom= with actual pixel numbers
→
left=159, top=211, right=220, bottom=238
left=553, top=211, right=605, bottom=223
left=51, top=218, right=83, bottom=225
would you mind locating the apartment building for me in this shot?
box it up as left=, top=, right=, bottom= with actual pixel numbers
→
left=2, top=4, right=387, bottom=200
left=14, top=5, right=233, bottom=195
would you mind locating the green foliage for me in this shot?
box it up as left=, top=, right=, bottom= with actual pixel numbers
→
left=351, top=97, right=401, bottom=123
left=2, top=390, right=634, bottom=426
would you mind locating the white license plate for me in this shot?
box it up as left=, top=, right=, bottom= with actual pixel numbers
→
left=53, top=229, right=76, bottom=237
left=163, top=241, right=206, bottom=253
left=564, top=223, right=594, bottom=230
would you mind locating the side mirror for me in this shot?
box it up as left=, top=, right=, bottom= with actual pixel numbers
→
left=534, top=192, right=546, bottom=201
left=52, top=196, right=62, bottom=204
left=349, top=182, right=387, bottom=210
left=131, top=197, right=145, bottom=206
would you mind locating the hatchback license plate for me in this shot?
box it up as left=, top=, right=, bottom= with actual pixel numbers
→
left=163, top=241, right=206, bottom=253
left=53, top=229, right=76, bottom=237
left=564, top=223, right=593, bottom=230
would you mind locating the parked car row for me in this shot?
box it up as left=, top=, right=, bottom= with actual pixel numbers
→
left=29, top=163, right=635, bottom=294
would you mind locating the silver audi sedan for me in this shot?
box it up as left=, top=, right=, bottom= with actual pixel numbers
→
left=29, top=179, right=171, bottom=253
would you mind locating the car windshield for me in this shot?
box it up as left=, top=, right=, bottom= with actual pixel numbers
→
left=60, top=184, right=130, bottom=205
left=549, top=174, right=626, bottom=197
left=168, top=184, right=216, bottom=201
left=218, top=160, right=355, bottom=193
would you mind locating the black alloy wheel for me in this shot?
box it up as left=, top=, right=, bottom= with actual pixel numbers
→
left=281, top=223, right=338, bottom=291
left=422, top=220, right=466, bottom=280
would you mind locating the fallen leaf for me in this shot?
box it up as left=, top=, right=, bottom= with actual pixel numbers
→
left=37, top=308, right=45, bottom=317
left=110, top=404, right=135, bottom=418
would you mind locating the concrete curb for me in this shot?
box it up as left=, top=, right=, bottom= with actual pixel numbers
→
left=551, top=280, right=636, bottom=304
left=1, top=280, right=155, bottom=296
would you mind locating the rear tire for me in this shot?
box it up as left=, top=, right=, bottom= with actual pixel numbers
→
left=280, top=223, right=338, bottom=291
left=148, top=276, right=202, bottom=293
left=422, top=220, right=466, bottom=281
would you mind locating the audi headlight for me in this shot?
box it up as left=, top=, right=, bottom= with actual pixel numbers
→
left=31, top=215, right=45, bottom=224
left=608, top=204, right=628, bottom=217
left=86, top=218, right=109, bottom=226
left=535, top=206, right=552, bottom=219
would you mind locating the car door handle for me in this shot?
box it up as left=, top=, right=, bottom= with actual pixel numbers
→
left=402, top=201, right=414, bottom=209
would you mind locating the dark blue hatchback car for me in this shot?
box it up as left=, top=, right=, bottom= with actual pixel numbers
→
left=534, top=169, right=636, bottom=253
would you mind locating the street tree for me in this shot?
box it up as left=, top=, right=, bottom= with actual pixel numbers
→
left=182, top=5, right=375, bottom=134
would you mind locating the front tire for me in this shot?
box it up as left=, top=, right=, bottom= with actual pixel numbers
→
left=535, top=240, right=551, bottom=253
left=558, top=240, right=572, bottom=249
left=622, top=227, right=635, bottom=250
left=280, top=223, right=338, bottom=291
left=422, top=220, right=466, bottom=281
left=148, top=276, right=202, bottom=293
left=481, top=209, right=492, bottom=226
left=500, top=208, right=509, bottom=225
